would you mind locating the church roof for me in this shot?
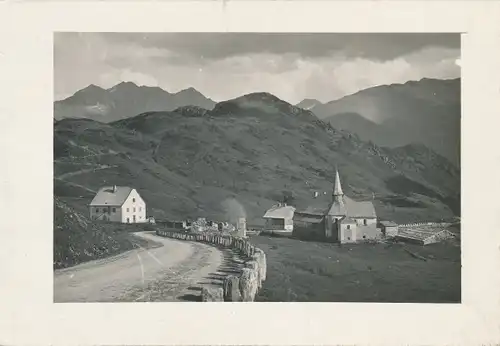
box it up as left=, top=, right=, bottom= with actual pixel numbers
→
left=295, top=169, right=377, bottom=219
left=328, top=198, right=347, bottom=216
left=340, top=216, right=356, bottom=224
left=329, top=195, right=376, bottom=218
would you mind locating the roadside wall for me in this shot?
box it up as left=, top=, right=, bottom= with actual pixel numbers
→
left=155, top=230, right=267, bottom=302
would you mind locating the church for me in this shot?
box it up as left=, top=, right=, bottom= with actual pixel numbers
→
left=293, top=170, right=380, bottom=243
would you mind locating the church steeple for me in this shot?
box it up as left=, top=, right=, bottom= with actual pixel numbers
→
left=328, top=168, right=347, bottom=217
left=333, top=168, right=344, bottom=198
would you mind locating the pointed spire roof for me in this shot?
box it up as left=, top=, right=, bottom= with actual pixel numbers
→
left=333, top=169, right=344, bottom=196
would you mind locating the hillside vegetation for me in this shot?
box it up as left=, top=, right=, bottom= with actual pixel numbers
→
left=54, top=196, right=158, bottom=268
left=54, top=91, right=460, bottom=228
left=251, top=235, right=460, bottom=302
left=310, top=78, right=461, bottom=166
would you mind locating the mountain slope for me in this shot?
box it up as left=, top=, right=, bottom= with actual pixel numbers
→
left=296, top=98, right=323, bottom=110
left=310, top=78, right=461, bottom=166
left=54, top=82, right=216, bottom=123
left=54, top=92, right=460, bottom=228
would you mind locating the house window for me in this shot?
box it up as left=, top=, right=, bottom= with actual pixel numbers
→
left=127, top=208, right=129, bottom=212
left=364, top=219, right=367, bottom=225
left=95, top=208, right=99, bottom=213
left=347, top=237, right=351, bottom=240
left=133, top=198, right=136, bottom=203
left=133, top=207, right=136, bottom=212
left=139, top=207, right=142, bottom=212
left=127, top=217, right=130, bottom=223
left=347, top=225, right=350, bottom=230
left=113, top=208, right=116, bottom=213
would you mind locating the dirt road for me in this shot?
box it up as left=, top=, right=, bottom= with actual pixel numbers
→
left=54, top=232, right=225, bottom=302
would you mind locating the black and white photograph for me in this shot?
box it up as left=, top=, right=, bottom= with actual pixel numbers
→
left=52, top=32, right=462, bottom=303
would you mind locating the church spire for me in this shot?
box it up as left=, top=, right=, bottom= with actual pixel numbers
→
left=333, top=168, right=344, bottom=197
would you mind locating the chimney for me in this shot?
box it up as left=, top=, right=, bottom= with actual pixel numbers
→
left=112, top=185, right=117, bottom=193
left=237, top=217, right=247, bottom=238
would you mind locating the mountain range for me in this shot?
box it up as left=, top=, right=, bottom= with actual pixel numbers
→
left=56, top=78, right=460, bottom=167
left=54, top=91, right=460, bottom=230
left=299, top=78, right=461, bottom=166
left=54, top=82, right=216, bottom=123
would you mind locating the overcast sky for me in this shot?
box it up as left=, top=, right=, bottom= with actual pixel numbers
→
left=54, top=33, right=461, bottom=104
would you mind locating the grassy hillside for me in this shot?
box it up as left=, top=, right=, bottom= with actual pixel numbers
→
left=54, top=92, right=460, bottom=229
left=251, top=235, right=461, bottom=302
left=311, top=78, right=461, bottom=166
left=54, top=196, right=159, bottom=269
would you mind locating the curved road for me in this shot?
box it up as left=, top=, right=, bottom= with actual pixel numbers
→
left=54, top=232, right=224, bottom=302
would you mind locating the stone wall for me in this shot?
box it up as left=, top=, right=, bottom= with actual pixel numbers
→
left=155, top=230, right=267, bottom=302
left=399, top=222, right=451, bottom=228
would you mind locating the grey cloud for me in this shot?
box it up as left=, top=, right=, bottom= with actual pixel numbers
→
left=98, top=32, right=460, bottom=63
left=54, top=32, right=461, bottom=103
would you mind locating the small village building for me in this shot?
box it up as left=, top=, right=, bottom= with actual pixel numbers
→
left=89, top=185, right=146, bottom=223
left=292, top=209, right=325, bottom=240
left=293, top=169, right=380, bottom=243
left=263, top=203, right=296, bottom=232
left=379, top=221, right=399, bottom=237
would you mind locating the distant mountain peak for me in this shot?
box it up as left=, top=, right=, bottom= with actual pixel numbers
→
left=296, top=98, right=323, bottom=110
left=55, top=81, right=216, bottom=122
left=302, top=98, right=322, bottom=103
left=212, top=91, right=316, bottom=119
left=78, top=84, right=106, bottom=93
left=117, top=81, right=138, bottom=87
left=114, top=81, right=139, bottom=89
left=175, top=86, right=201, bottom=95
left=235, top=91, right=284, bottom=103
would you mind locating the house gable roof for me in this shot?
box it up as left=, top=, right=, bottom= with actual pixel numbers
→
left=293, top=213, right=324, bottom=224
left=263, top=205, right=296, bottom=219
left=89, top=186, right=133, bottom=206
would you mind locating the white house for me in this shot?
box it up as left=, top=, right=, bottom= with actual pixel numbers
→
left=89, top=185, right=147, bottom=223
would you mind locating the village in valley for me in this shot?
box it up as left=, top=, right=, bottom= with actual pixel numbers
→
left=53, top=32, right=461, bottom=303
left=91, top=168, right=457, bottom=247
